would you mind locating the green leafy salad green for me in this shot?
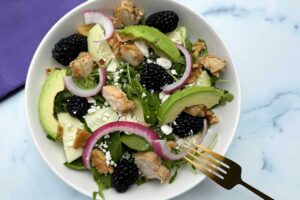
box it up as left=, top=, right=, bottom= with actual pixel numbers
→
left=38, top=2, right=235, bottom=200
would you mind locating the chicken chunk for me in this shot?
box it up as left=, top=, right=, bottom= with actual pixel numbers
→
left=198, top=56, right=226, bottom=77
left=135, top=151, right=171, bottom=183
left=206, top=110, right=220, bottom=124
left=107, top=33, right=133, bottom=59
left=102, top=85, right=135, bottom=113
left=192, top=40, right=207, bottom=58
left=113, top=0, right=144, bottom=28
left=91, top=149, right=114, bottom=174
left=184, top=104, right=207, bottom=117
left=73, top=129, right=90, bottom=149
left=186, top=65, right=202, bottom=84
left=70, top=52, right=96, bottom=78
left=120, top=44, right=145, bottom=67
left=184, top=104, right=219, bottom=124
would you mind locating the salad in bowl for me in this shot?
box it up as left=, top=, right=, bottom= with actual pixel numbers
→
left=37, top=0, right=234, bottom=199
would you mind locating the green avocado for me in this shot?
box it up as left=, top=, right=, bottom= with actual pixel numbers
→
left=118, top=25, right=180, bottom=62
left=38, top=69, right=66, bottom=140
left=158, top=86, right=228, bottom=124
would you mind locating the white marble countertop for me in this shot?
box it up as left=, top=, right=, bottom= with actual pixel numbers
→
left=1, top=0, right=300, bottom=199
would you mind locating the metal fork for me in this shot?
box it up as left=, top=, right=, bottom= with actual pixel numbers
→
left=184, top=143, right=273, bottom=200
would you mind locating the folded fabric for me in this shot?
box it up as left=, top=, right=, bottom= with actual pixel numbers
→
left=0, top=0, right=83, bottom=100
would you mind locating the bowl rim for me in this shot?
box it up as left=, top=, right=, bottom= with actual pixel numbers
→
left=25, top=0, right=241, bottom=199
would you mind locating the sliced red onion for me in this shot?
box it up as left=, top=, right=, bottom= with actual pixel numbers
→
left=64, top=68, right=106, bottom=97
left=82, top=121, right=160, bottom=169
left=83, top=10, right=114, bottom=41
left=162, top=44, right=192, bottom=94
left=153, top=119, right=207, bottom=160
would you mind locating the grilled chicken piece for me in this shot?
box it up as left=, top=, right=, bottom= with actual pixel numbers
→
left=184, top=104, right=219, bottom=124
left=198, top=56, right=226, bottom=77
left=135, top=151, right=171, bottom=183
left=70, top=52, right=96, bottom=78
left=186, top=65, right=202, bottom=84
left=192, top=40, right=207, bottom=58
left=120, top=44, right=144, bottom=67
left=102, top=85, right=135, bottom=113
left=91, top=149, right=114, bottom=174
left=113, top=0, right=144, bottom=28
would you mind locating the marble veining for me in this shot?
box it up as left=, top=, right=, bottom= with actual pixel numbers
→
left=1, top=0, right=300, bottom=199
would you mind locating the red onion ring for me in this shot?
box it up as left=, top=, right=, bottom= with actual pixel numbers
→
left=83, top=10, right=114, bottom=41
left=64, top=68, right=106, bottom=97
left=82, top=121, right=160, bottom=169
left=153, top=119, right=207, bottom=160
left=162, top=44, right=192, bottom=94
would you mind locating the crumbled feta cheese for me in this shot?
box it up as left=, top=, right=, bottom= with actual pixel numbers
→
left=146, top=59, right=153, bottom=64
left=160, top=125, right=173, bottom=135
left=87, top=98, right=97, bottom=105
left=105, top=151, right=112, bottom=166
left=134, top=40, right=149, bottom=57
left=173, top=121, right=177, bottom=126
left=142, top=92, right=147, bottom=98
left=159, top=92, right=170, bottom=102
left=107, top=62, right=118, bottom=72
left=104, top=134, right=110, bottom=139
left=87, top=107, right=97, bottom=114
left=104, top=102, right=109, bottom=106
left=156, top=57, right=172, bottom=69
left=171, top=69, right=177, bottom=75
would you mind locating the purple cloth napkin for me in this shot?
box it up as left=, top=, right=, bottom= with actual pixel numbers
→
left=0, top=0, right=83, bottom=100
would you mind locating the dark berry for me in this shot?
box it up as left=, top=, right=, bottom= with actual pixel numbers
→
left=140, top=63, right=174, bottom=91
left=52, top=34, right=87, bottom=66
left=172, top=112, right=204, bottom=138
left=112, top=158, right=139, bottom=193
left=146, top=11, right=179, bottom=33
left=66, top=95, right=90, bottom=119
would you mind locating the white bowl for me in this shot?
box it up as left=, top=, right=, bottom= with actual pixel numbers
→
left=25, top=0, right=241, bottom=199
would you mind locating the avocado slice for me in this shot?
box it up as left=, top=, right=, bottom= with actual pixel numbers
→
left=118, top=25, right=180, bottom=62
left=38, top=69, right=66, bottom=140
left=158, top=86, right=228, bottom=124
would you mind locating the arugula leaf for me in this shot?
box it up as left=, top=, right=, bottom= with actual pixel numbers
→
left=185, top=37, right=193, bottom=53
left=107, top=132, right=123, bottom=162
left=91, top=166, right=113, bottom=200
left=218, top=90, right=234, bottom=106
left=124, top=65, right=161, bottom=124
left=136, top=175, right=147, bottom=186
left=169, top=167, right=179, bottom=184
left=53, top=90, right=72, bottom=117
left=64, top=157, right=85, bottom=170
left=73, top=76, right=98, bottom=89
left=121, top=134, right=151, bottom=151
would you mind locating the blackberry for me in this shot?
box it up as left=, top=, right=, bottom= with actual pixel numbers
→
left=66, top=95, right=90, bottom=119
left=52, top=34, right=87, bottom=66
left=112, top=158, right=139, bottom=193
left=140, top=63, right=174, bottom=91
left=145, top=11, right=179, bottom=33
left=172, top=112, right=204, bottom=138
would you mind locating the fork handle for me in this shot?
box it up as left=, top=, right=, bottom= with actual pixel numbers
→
left=240, top=180, right=273, bottom=200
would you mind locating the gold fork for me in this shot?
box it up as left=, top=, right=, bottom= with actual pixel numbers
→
left=184, top=143, right=274, bottom=200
